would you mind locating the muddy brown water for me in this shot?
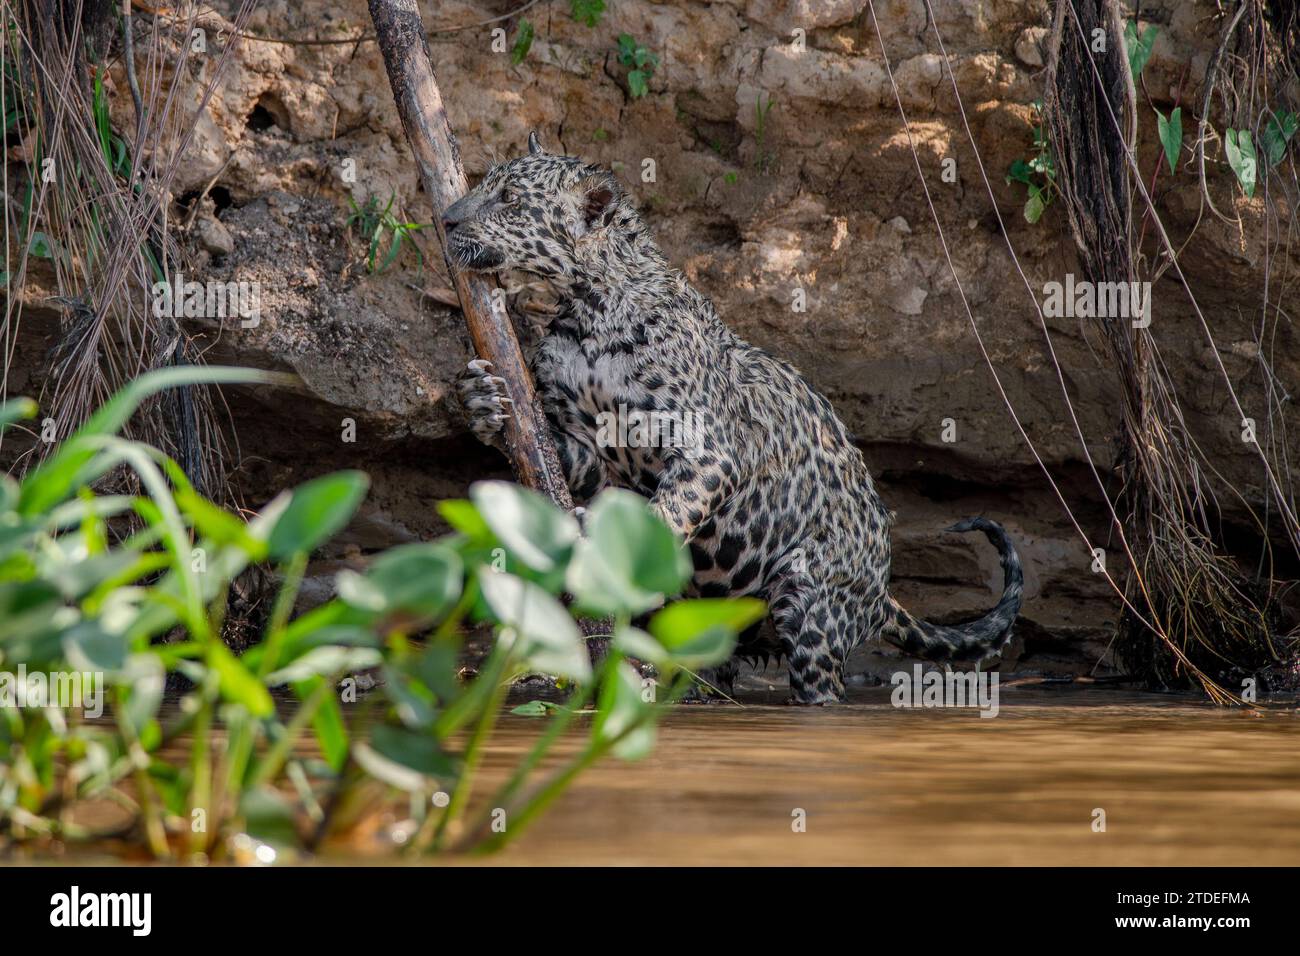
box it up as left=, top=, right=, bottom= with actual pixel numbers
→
left=27, top=684, right=1300, bottom=866
left=468, top=685, right=1300, bottom=866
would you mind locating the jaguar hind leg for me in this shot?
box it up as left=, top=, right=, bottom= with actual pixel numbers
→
left=774, top=581, right=862, bottom=705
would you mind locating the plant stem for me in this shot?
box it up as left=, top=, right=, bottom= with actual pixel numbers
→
left=257, top=551, right=308, bottom=678
left=188, top=691, right=213, bottom=856
left=251, top=681, right=328, bottom=788
left=423, top=642, right=514, bottom=853
left=470, top=671, right=690, bottom=854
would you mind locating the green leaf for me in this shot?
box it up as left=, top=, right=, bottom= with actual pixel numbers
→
left=412, top=641, right=460, bottom=703
left=570, top=0, right=604, bottom=28
left=266, top=646, right=381, bottom=685
left=1262, top=110, right=1298, bottom=169
left=1005, top=158, right=1034, bottom=186
left=437, top=498, right=495, bottom=543
left=61, top=620, right=129, bottom=673
left=611, top=624, right=669, bottom=666
left=479, top=571, right=590, bottom=681
left=1024, top=185, right=1046, bottom=224
left=337, top=542, right=462, bottom=627
left=510, top=700, right=560, bottom=717
left=122, top=654, right=165, bottom=734
left=267, top=470, right=369, bottom=560
left=297, top=677, right=348, bottom=772
left=0, top=397, right=36, bottom=431
left=382, top=668, right=438, bottom=729
left=19, top=366, right=282, bottom=518
left=1156, top=107, right=1182, bottom=175
left=648, top=597, right=765, bottom=668
left=207, top=640, right=274, bottom=718
left=628, top=69, right=649, bottom=99
left=176, top=486, right=265, bottom=557
left=27, top=231, right=57, bottom=259
left=593, top=661, right=654, bottom=760
left=1124, top=21, right=1156, bottom=79
left=565, top=489, right=692, bottom=617
left=511, top=19, right=534, bottom=65
left=470, top=480, right=578, bottom=573
left=367, top=724, right=456, bottom=784
left=1225, top=128, right=1257, bottom=198
left=239, top=785, right=299, bottom=848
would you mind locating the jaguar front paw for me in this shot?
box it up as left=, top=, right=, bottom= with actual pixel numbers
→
left=457, top=358, right=513, bottom=450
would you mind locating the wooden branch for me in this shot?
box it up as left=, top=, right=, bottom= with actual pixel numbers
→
left=365, top=0, right=574, bottom=509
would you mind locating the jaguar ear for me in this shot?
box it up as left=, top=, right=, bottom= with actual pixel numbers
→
left=527, top=130, right=544, bottom=155
left=578, top=173, right=619, bottom=230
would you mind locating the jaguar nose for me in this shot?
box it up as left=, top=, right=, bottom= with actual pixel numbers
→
left=442, top=194, right=475, bottom=234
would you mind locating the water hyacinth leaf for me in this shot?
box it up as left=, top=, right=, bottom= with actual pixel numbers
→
left=510, top=700, right=559, bottom=717
left=565, top=489, right=692, bottom=617
left=437, top=498, right=496, bottom=544
left=336, top=569, right=384, bottom=611
left=239, top=785, right=299, bottom=848
left=1225, top=129, right=1257, bottom=198
left=0, top=474, right=18, bottom=512
left=593, top=661, right=654, bottom=760
left=1156, top=107, right=1181, bottom=175
left=612, top=624, right=669, bottom=667
left=207, top=641, right=274, bottom=718
left=364, top=542, right=463, bottom=622
left=0, top=582, right=72, bottom=666
left=267, top=471, right=369, bottom=560
left=649, top=597, right=764, bottom=667
left=41, top=547, right=144, bottom=602
left=470, top=480, right=579, bottom=573
left=412, top=642, right=461, bottom=703
left=479, top=571, right=590, bottom=681
left=381, top=668, right=438, bottom=729
left=243, top=617, right=381, bottom=675
left=146, top=761, right=190, bottom=818
left=61, top=619, right=128, bottom=674
left=266, top=646, right=381, bottom=686
left=300, top=677, right=349, bottom=772
left=121, top=653, right=165, bottom=733
left=0, top=396, right=36, bottom=430
left=366, top=724, right=457, bottom=787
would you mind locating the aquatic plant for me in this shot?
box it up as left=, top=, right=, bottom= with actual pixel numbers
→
left=0, top=368, right=762, bottom=860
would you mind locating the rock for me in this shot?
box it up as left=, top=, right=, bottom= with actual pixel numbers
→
left=1015, top=27, right=1048, bottom=68
left=195, top=216, right=235, bottom=257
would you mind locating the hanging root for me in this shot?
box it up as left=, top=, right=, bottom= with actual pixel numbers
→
left=1044, top=0, right=1294, bottom=699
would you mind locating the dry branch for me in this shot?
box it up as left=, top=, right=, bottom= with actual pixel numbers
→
left=365, top=0, right=574, bottom=509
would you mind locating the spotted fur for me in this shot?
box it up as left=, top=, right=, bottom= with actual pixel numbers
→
left=446, top=135, right=1023, bottom=704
